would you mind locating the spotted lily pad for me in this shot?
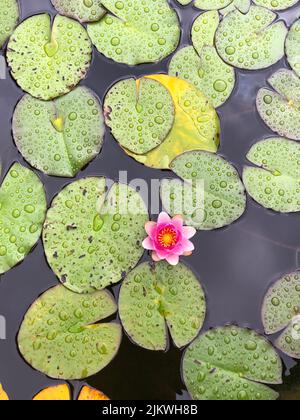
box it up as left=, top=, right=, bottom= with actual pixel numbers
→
left=243, top=137, right=300, bottom=213
left=161, top=151, right=246, bottom=230
left=33, top=384, right=109, bottom=400
left=126, top=75, right=220, bottom=169
left=18, top=285, right=122, bottom=379
left=0, top=384, right=9, bottom=400
left=119, top=261, right=206, bottom=351
left=43, top=177, right=148, bottom=293
left=169, top=11, right=235, bottom=108
left=0, top=163, right=47, bottom=274
left=172, top=11, right=235, bottom=105
left=215, top=6, right=287, bottom=70
left=286, top=19, right=300, bottom=78
left=0, top=0, right=19, bottom=49
left=257, top=70, right=300, bottom=141
left=7, top=14, right=92, bottom=100
left=220, top=0, right=251, bottom=14
left=253, top=0, right=298, bottom=10
left=262, top=272, right=300, bottom=359
left=183, top=326, right=282, bottom=400
left=87, top=0, right=180, bottom=66
left=104, top=78, right=175, bottom=155
left=13, top=87, right=104, bottom=177
left=51, top=0, right=105, bottom=23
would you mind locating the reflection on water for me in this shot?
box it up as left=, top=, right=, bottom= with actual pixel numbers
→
left=1, top=0, right=300, bottom=400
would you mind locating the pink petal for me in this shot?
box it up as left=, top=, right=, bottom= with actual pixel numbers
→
left=182, top=226, right=196, bottom=239
left=145, top=221, right=157, bottom=238
left=142, top=237, right=155, bottom=250
left=157, top=212, right=171, bottom=224
left=156, top=249, right=170, bottom=259
left=182, top=238, right=195, bottom=253
left=172, top=215, right=184, bottom=230
left=166, top=254, right=180, bottom=266
left=152, top=252, right=162, bottom=262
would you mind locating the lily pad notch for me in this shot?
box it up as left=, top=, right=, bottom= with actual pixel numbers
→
left=13, top=87, right=105, bottom=177
left=18, top=285, right=122, bottom=379
left=119, top=261, right=206, bottom=351
left=7, top=14, right=92, bottom=100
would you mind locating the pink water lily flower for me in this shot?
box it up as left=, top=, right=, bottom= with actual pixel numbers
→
left=142, top=212, right=196, bottom=266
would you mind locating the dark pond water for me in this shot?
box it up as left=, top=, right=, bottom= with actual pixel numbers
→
left=1, top=0, right=300, bottom=401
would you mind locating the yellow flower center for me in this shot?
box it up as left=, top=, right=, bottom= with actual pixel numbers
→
left=158, top=227, right=178, bottom=248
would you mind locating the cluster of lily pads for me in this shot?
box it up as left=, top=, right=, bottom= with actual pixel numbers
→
left=1, top=0, right=300, bottom=401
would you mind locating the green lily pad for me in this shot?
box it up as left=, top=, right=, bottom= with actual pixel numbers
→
left=243, top=137, right=300, bottom=213
left=253, top=0, right=298, bottom=10
left=215, top=6, right=287, bottom=70
left=51, top=0, right=105, bottom=23
left=191, top=11, right=220, bottom=54
left=257, top=70, right=300, bottom=141
left=161, top=151, right=246, bottom=230
left=183, top=326, right=282, bottom=400
left=119, top=261, right=206, bottom=351
left=169, top=11, right=235, bottom=108
left=0, top=163, right=47, bottom=274
left=262, top=272, right=300, bottom=359
left=176, top=0, right=250, bottom=11
left=286, top=19, right=300, bottom=78
left=18, top=285, right=122, bottom=379
left=125, top=75, right=220, bottom=169
left=0, top=0, right=19, bottom=49
left=43, top=177, right=148, bottom=294
left=169, top=46, right=235, bottom=108
left=194, top=0, right=233, bottom=9
left=87, top=0, right=180, bottom=66
left=7, top=14, right=92, bottom=100
left=104, top=77, right=175, bottom=155
left=13, top=87, right=104, bottom=178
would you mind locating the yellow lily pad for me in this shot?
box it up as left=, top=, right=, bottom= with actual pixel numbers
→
left=0, top=384, right=9, bottom=400
left=33, top=384, right=109, bottom=400
left=33, top=384, right=71, bottom=400
left=125, top=75, right=220, bottom=169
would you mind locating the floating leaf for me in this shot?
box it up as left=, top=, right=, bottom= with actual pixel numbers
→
left=222, top=0, right=251, bottom=14
left=169, top=11, right=235, bottom=108
left=243, top=137, right=300, bottom=213
left=126, top=75, right=220, bottom=169
left=18, top=285, right=122, bottom=380
left=119, top=261, right=206, bottom=351
left=43, top=177, right=148, bottom=293
left=7, top=14, right=92, bottom=100
left=104, top=78, right=175, bottom=155
left=169, top=46, right=235, bottom=108
left=33, top=384, right=109, bottom=400
left=87, top=0, right=180, bottom=65
left=286, top=19, right=300, bottom=78
left=183, top=326, right=282, bottom=400
left=0, top=163, right=47, bottom=274
left=253, top=0, right=298, bottom=10
left=33, top=384, right=71, bottom=400
left=257, top=70, right=300, bottom=141
left=215, top=6, right=287, bottom=70
left=0, top=384, right=9, bottom=400
left=51, top=0, right=105, bottom=23
left=78, top=386, right=109, bottom=400
left=13, top=87, right=104, bottom=177
left=161, top=151, right=246, bottom=230
left=0, top=0, right=19, bottom=49
left=194, top=0, right=232, bottom=9
left=262, top=271, right=300, bottom=359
